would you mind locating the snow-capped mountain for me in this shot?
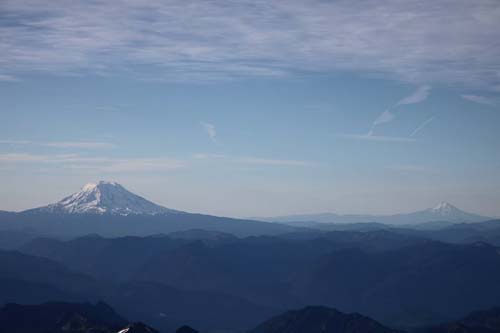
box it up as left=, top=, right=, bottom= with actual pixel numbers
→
left=25, top=181, right=184, bottom=216
left=428, top=201, right=463, bottom=215
left=258, top=201, right=490, bottom=225
left=397, top=201, right=490, bottom=224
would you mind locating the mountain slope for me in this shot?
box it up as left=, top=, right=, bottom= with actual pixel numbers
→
left=262, top=202, right=489, bottom=225
left=0, top=249, right=98, bottom=302
left=0, top=211, right=298, bottom=238
left=105, top=280, right=275, bottom=333
left=25, top=181, right=183, bottom=216
left=250, top=306, right=402, bottom=333
left=0, top=301, right=162, bottom=333
left=422, top=307, right=500, bottom=332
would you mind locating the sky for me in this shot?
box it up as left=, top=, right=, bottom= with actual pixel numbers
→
left=1, top=0, right=500, bottom=217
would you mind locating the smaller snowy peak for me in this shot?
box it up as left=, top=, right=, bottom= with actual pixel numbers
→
left=429, top=201, right=459, bottom=215
left=26, top=181, right=184, bottom=216
left=421, top=201, right=488, bottom=222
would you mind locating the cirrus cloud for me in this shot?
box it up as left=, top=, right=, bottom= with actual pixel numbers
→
left=461, top=94, right=496, bottom=105
left=200, top=122, right=217, bottom=142
left=0, top=140, right=116, bottom=149
left=0, top=152, right=185, bottom=173
left=1, top=0, right=500, bottom=87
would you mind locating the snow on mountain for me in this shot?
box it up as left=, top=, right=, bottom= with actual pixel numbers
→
left=428, top=201, right=461, bottom=215
left=259, top=201, right=489, bottom=225
left=25, top=181, right=184, bottom=216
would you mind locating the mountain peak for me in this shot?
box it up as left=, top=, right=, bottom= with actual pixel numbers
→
left=429, top=201, right=461, bottom=215
left=26, top=181, right=184, bottom=216
left=82, top=181, right=119, bottom=192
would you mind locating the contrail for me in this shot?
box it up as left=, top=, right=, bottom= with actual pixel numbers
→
left=410, top=116, right=435, bottom=137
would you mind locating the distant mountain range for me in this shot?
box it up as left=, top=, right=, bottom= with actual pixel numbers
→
left=250, top=305, right=500, bottom=333
left=250, top=306, right=402, bottom=333
left=13, top=230, right=500, bottom=329
left=2, top=224, right=500, bottom=331
left=0, top=301, right=129, bottom=333
left=3, top=300, right=500, bottom=333
left=258, top=202, right=490, bottom=225
left=424, top=306, right=500, bottom=333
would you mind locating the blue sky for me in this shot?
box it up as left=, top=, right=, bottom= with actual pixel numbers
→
left=1, top=0, right=499, bottom=217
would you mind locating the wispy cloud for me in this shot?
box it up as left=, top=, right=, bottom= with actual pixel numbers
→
left=0, top=150, right=311, bottom=171
left=396, top=85, right=432, bottom=106
left=73, top=158, right=185, bottom=173
left=200, top=122, right=217, bottom=142
left=45, top=142, right=116, bottom=149
left=461, top=94, right=495, bottom=106
left=0, top=140, right=116, bottom=149
left=347, top=85, right=433, bottom=142
left=193, top=153, right=314, bottom=167
left=1, top=1, right=500, bottom=86
left=0, top=153, right=48, bottom=162
left=410, top=116, right=435, bottom=137
left=95, top=106, right=121, bottom=113
left=339, top=133, right=416, bottom=143
left=193, top=153, right=226, bottom=159
left=373, top=109, right=396, bottom=126
left=241, top=157, right=314, bottom=167
left=389, top=165, right=434, bottom=173
left=0, top=153, right=184, bottom=173
left=0, top=74, right=18, bottom=82
left=371, top=85, right=432, bottom=131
